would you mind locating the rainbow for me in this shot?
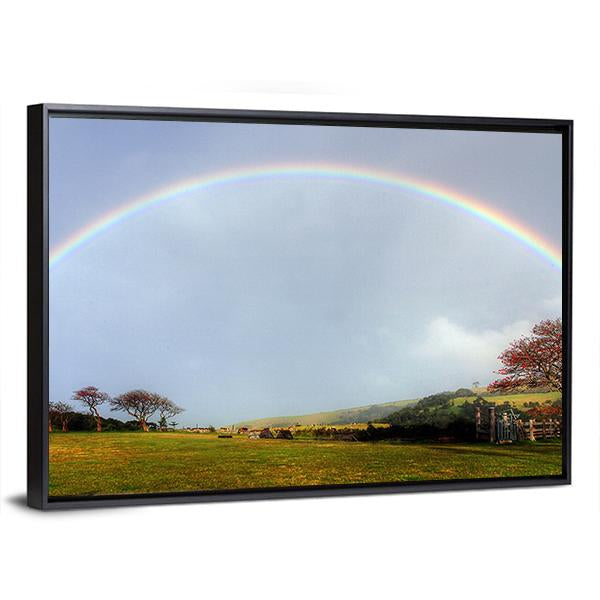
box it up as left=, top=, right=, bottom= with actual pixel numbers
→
left=49, top=163, right=562, bottom=270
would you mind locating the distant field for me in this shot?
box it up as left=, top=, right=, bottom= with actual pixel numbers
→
left=234, top=398, right=417, bottom=429
left=292, top=422, right=390, bottom=434
left=48, top=432, right=563, bottom=497
left=453, top=391, right=561, bottom=410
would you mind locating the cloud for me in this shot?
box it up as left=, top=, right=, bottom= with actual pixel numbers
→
left=416, top=317, right=532, bottom=384
left=542, top=295, right=562, bottom=313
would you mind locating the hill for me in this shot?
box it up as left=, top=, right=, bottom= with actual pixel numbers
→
left=234, top=397, right=417, bottom=429
left=234, top=389, right=561, bottom=430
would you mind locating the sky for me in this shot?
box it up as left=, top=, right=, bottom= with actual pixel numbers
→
left=48, top=117, right=563, bottom=426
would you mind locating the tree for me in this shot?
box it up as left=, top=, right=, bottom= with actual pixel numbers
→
left=525, top=404, right=562, bottom=420
left=472, top=381, right=480, bottom=389
left=50, top=401, right=74, bottom=432
left=48, top=402, right=59, bottom=432
left=488, top=318, right=562, bottom=394
left=110, top=390, right=163, bottom=431
left=73, top=386, right=110, bottom=432
left=156, top=396, right=184, bottom=431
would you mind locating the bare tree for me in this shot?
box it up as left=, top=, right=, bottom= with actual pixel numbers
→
left=110, top=390, right=163, bottom=432
left=48, top=402, right=59, bottom=432
left=156, top=397, right=184, bottom=431
left=73, top=386, right=110, bottom=432
left=50, top=401, right=74, bottom=432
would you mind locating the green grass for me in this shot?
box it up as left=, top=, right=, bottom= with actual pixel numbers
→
left=452, top=391, right=561, bottom=410
left=48, top=432, right=563, bottom=497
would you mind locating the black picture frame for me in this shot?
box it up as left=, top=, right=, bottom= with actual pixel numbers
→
left=27, top=104, right=573, bottom=510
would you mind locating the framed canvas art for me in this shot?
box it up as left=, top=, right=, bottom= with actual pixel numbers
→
left=27, top=105, right=572, bottom=509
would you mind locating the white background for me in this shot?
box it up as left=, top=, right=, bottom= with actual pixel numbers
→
left=0, top=2, right=598, bottom=598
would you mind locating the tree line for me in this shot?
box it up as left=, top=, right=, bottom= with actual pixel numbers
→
left=49, top=386, right=184, bottom=433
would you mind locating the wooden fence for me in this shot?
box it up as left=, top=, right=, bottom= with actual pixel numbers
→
left=475, top=406, right=561, bottom=443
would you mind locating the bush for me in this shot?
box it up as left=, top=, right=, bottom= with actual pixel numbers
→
left=381, top=387, right=492, bottom=441
left=56, top=411, right=142, bottom=431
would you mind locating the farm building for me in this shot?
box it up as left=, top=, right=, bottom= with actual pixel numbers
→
left=248, top=428, right=274, bottom=439
left=259, top=428, right=274, bottom=438
left=275, top=429, right=293, bottom=439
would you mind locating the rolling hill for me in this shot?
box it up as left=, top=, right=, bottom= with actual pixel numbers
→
left=233, top=389, right=560, bottom=429
left=234, top=397, right=418, bottom=429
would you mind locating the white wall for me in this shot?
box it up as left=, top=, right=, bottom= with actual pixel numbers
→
left=0, top=2, right=598, bottom=598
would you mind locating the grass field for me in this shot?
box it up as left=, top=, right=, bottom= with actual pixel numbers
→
left=48, top=432, right=563, bottom=497
left=452, top=391, right=561, bottom=410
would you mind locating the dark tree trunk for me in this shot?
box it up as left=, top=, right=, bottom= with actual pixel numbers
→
left=48, top=419, right=53, bottom=433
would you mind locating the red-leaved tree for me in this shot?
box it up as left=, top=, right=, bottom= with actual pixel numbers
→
left=73, top=386, right=110, bottom=432
left=525, top=405, right=562, bottom=420
left=488, top=318, right=562, bottom=394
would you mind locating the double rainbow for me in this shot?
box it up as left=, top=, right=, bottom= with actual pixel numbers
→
left=49, top=163, right=562, bottom=271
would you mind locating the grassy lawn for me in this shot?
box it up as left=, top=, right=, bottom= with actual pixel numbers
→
left=48, top=432, right=563, bottom=497
left=454, top=391, right=561, bottom=410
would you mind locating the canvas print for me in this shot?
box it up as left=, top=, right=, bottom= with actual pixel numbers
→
left=48, top=117, right=564, bottom=498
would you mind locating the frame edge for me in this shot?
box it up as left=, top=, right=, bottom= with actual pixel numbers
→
left=562, top=121, right=573, bottom=485
left=27, top=104, right=48, bottom=509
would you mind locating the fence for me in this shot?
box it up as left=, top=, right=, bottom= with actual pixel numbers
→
left=475, top=406, right=561, bottom=443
